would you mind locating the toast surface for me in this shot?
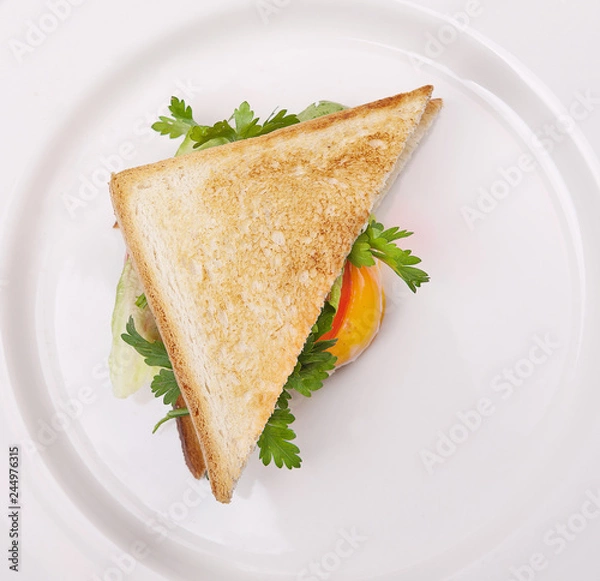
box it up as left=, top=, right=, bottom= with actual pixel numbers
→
left=110, top=86, right=433, bottom=502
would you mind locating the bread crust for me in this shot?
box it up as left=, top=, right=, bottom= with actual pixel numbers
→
left=110, top=86, right=436, bottom=502
left=174, top=395, right=206, bottom=478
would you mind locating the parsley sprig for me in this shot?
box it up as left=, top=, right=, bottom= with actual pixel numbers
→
left=188, top=102, right=299, bottom=149
left=348, top=217, right=429, bottom=292
left=152, top=408, right=190, bottom=434
left=150, top=368, right=180, bottom=405
left=152, top=97, right=198, bottom=139
left=257, top=391, right=300, bottom=468
left=121, top=316, right=189, bottom=431
left=121, top=316, right=172, bottom=369
left=283, top=304, right=337, bottom=398
left=152, top=98, right=300, bottom=152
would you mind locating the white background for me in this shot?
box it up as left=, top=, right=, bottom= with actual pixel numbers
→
left=1, top=0, right=600, bottom=579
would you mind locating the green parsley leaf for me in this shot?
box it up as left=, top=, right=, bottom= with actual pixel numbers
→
left=276, top=388, right=292, bottom=410
left=189, top=120, right=237, bottom=149
left=233, top=101, right=260, bottom=138
left=284, top=303, right=336, bottom=399
left=285, top=344, right=337, bottom=398
left=150, top=368, right=181, bottom=405
left=121, top=316, right=172, bottom=369
left=187, top=101, right=300, bottom=150
left=347, top=217, right=430, bottom=292
left=312, top=301, right=337, bottom=340
left=154, top=96, right=345, bottom=157
left=257, top=405, right=301, bottom=469
left=259, top=108, right=300, bottom=135
left=151, top=97, right=198, bottom=139
left=152, top=407, right=190, bottom=434
left=120, top=317, right=186, bottom=431
left=285, top=302, right=338, bottom=398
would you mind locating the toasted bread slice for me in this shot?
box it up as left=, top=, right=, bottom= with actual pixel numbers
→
left=111, top=85, right=434, bottom=502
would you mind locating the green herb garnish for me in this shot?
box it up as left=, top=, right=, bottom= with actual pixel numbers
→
left=152, top=98, right=300, bottom=152
left=150, top=368, right=180, bottom=406
left=256, top=391, right=300, bottom=469
left=348, top=217, right=429, bottom=292
left=151, top=97, right=198, bottom=139
left=153, top=408, right=190, bottom=434
left=121, top=316, right=172, bottom=369
left=188, top=101, right=299, bottom=149
left=121, top=316, right=189, bottom=429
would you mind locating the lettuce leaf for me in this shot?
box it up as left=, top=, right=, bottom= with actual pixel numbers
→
left=108, top=258, right=161, bottom=397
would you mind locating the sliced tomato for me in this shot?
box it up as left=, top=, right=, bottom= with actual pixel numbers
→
left=322, top=262, right=352, bottom=342
left=324, top=261, right=385, bottom=368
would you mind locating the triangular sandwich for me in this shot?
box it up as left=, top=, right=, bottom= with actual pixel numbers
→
left=110, top=85, right=436, bottom=502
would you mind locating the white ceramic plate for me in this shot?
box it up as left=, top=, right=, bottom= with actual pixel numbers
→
left=3, top=1, right=600, bottom=579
